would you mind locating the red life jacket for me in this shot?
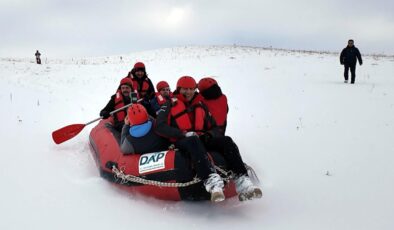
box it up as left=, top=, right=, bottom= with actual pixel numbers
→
left=155, top=92, right=174, bottom=106
left=169, top=94, right=209, bottom=134
left=131, top=78, right=150, bottom=96
left=202, top=94, right=228, bottom=127
left=113, top=90, right=127, bottom=123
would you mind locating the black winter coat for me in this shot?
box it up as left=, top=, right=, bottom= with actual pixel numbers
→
left=120, top=122, right=169, bottom=154
left=340, top=46, right=362, bottom=66
left=100, top=93, right=131, bottom=130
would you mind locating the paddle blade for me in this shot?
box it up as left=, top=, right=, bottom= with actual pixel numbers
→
left=52, top=124, right=86, bottom=144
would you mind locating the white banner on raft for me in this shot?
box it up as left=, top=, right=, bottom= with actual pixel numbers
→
left=138, top=151, right=167, bottom=174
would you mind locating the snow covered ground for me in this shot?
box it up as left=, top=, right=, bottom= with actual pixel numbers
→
left=1, top=46, right=394, bottom=230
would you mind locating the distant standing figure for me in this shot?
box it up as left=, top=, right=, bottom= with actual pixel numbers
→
left=340, top=40, right=362, bottom=84
left=35, top=50, right=41, bottom=64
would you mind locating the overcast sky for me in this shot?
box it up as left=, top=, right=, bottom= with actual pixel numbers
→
left=1, top=0, right=394, bottom=58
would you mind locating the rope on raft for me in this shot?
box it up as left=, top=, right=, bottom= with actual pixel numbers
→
left=111, top=165, right=243, bottom=188
left=112, top=165, right=202, bottom=187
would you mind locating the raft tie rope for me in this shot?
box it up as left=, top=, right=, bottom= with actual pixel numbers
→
left=111, top=165, right=235, bottom=188
left=213, top=165, right=235, bottom=183
left=112, top=166, right=202, bottom=187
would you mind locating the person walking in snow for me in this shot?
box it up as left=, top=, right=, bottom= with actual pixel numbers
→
left=120, top=104, right=169, bottom=154
left=100, top=77, right=137, bottom=132
left=155, top=76, right=262, bottom=202
left=340, top=39, right=363, bottom=84
left=35, top=50, right=41, bottom=64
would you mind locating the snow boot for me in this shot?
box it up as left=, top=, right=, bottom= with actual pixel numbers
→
left=235, top=175, right=263, bottom=201
left=204, top=173, right=225, bottom=203
left=344, top=80, right=348, bottom=83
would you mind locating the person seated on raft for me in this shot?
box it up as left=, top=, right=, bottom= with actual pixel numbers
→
left=197, top=77, right=262, bottom=200
left=198, top=77, right=228, bottom=135
left=127, top=62, right=156, bottom=117
left=150, top=81, right=173, bottom=115
left=120, top=103, right=169, bottom=154
left=100, top=77, right=136, bottom=132
left=156, top=76, right=262, bottom=201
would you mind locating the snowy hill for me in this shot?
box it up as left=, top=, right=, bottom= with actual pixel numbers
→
left=1, top=46, right=394, bottom=230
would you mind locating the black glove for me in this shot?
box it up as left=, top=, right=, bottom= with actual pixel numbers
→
left=199, top=132, right=212, bottom=144
left=100, top=110, right=110, bottom=119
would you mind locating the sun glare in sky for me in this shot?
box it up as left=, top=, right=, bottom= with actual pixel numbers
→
left=165, top=7, right=188, bottom=28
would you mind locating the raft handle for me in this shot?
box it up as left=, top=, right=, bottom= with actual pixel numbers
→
left=105, top=161, right=118, bottom=170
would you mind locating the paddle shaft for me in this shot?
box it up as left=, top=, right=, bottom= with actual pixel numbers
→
left=85, top=98, right=143, bottom=126
left=52, top=98, right=144, bottom=144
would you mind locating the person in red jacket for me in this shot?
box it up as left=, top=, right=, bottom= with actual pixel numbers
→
left=197, top=77, right=262, bottom=201
left=150, top=81, right=173, bottom=115
left=127, top=62, right=155, bottom=98
left=155, top=76, right=225, bottom=202
left=198, top=77, right=228, bottom=134
left=100, top=77, right=134, bottom=132
left=156, top=76, right=262, bottom=201
left=127, top=62, right=156, bottom=116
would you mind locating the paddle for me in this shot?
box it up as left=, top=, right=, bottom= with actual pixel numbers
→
left=52, top=95, right=141, bottom=144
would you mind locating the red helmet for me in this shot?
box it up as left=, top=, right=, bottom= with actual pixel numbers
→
left=176, top=76, right=196, bottom=89
left=119, top=77, right=133, bottom=88
left=127, top=104, right=148, bottom=126
left=198, top=77, right=217, bottom=92
left=134, top=62, right=145, bottom=69
left=156, top=81, right=170, bottom=91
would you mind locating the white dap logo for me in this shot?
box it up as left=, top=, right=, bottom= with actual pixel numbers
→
left=138, top=151, right=167, bottom=174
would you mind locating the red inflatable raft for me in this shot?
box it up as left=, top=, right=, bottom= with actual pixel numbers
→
left=89, top=119, right=238, bottom=201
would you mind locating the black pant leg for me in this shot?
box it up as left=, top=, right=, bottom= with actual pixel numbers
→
left=350, top=65, right=356, bottom=83
left=175, top=136, right=215, bottom=180
left=204, top=136, right=247, bottom=176
left=344, top=65, right=349, bottom=80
